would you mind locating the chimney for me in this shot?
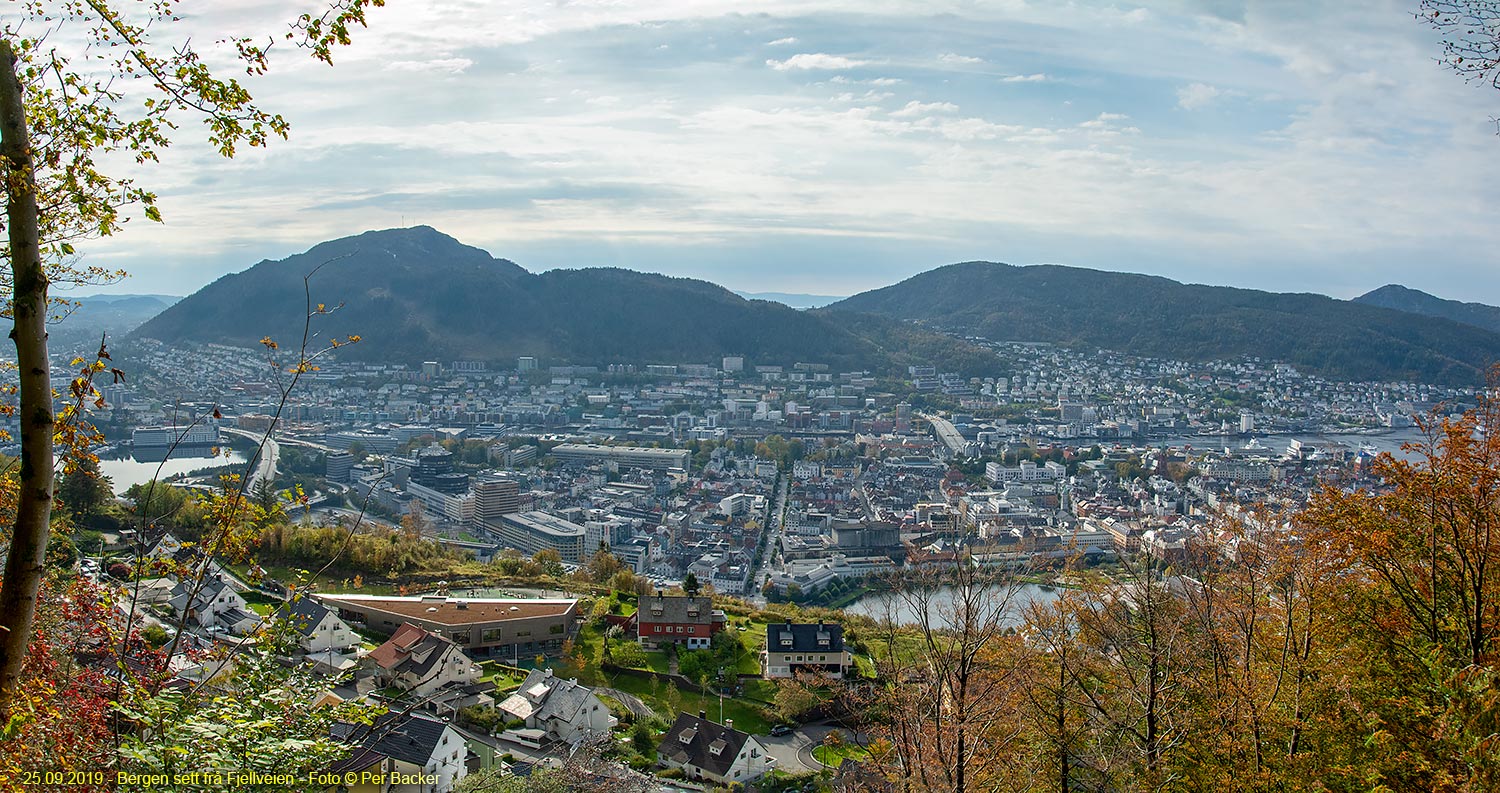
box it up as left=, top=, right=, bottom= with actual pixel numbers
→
left=726, top=719, right=733, bottom=731
left=699, top=710, right=707, bottom=720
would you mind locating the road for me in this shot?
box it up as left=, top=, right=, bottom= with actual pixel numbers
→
left=220, top=427, right=278, bottom=490
left=923, top=412, right=968, bottom=458
left=747, top=474, right=791, bottom=606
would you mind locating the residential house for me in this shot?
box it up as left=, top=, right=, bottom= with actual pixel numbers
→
left=497, top=669, right=616, bottom=745
left=658, top=712, right=773, bottom=786
left=330, top=711, right=469, bottom=792
left=281, top=595, right=362, bottom=671
left=635, top=594, right=725, bottom=650
left=367, top=623, right=493, bottom=714
left=166, top=575, right=258, bottom=635
left=762, top=621, right=852, bottom=679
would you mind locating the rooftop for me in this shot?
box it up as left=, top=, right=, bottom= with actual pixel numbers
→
left=316, top=594, right=576, bottom=626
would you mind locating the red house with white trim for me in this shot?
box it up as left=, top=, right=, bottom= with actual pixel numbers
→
left=636, top=594, right=726, bottom=649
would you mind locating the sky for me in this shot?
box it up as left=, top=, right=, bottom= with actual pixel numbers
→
left=46, top=0, right=1500, bottom=304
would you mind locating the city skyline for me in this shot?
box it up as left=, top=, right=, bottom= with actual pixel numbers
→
left=65, top=0, right=1500, bottom=304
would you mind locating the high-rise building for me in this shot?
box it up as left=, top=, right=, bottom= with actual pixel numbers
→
left=722, top=355, right=744, bottom=373
left=325, top=451, right=354, bottom=483
left=517, top=356, right=537, bottom=372
left=472, top=476, right=521, bottom=529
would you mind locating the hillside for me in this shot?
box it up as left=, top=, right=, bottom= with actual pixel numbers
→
left=1353, top=284, right=1500, bottom=336
left=826, top=262, right=1500, bottom=385
left=130, top=227, right=992, bottom=375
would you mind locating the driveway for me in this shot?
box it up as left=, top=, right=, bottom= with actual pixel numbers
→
left=759, top=722, right=855, bottom=774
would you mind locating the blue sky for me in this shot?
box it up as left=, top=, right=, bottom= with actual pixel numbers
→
left=72, top=0, right=1500, bottom=304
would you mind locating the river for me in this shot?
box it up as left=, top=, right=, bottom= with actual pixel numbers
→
left=842, top=582, right=1064, bottom=629
left=98, top=448, right=250, bottom=495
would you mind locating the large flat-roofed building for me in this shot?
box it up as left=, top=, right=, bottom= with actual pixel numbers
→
left=487, top=511, right=587, bottom=562
left=316, top=594, right=578, bottom=659
left=472, top=476, right=522, bottom=529
left=550, top=443, right=689, bottom=472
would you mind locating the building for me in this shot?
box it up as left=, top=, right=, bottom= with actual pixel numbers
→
left=550, top=443, right=690, bottom=472
left=167, top=575, right=257, bottom=635
left=497, top=668, right=617, bottom=745
left=282, top=594, right=360, bottom=657
left=366, top=623, right=494, bottom=713
left=658, top=713, right=773, bottom=786
left=331, top=712, right=469, bottom=793
left=317, top=594, right=578, bottom=660
left=487, top=511, right=587, bottom=562
left=985, top=459, right=1066, bottom=485
left=722, top=356, right=744, bottom=373
left=471, top=476, right=522, bottom=529
left=518, top=356, right=537, bottom=372
left=132, top=424, right=220, bottom=447
left=762, top=621, right=852, bottom=679
left=325, top=451, right=354, bottom=483
left=635, top=594, right=725, bottom=649
left=413, top=446, right=469, bottom=494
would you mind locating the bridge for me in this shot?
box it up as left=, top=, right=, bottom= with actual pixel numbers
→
left=219, top=427, right=279, bottom=490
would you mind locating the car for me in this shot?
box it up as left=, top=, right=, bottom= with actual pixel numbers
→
left=769, top=724, right=794, bottom=737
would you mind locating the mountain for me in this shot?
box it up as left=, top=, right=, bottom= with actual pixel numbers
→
left=130, top=227, right=991, bottom=375
left=52, top=293, right=181, bottom=348
left=732, top=291, right=845, bottom=309
left=1353, top=284, right=1500, bottom=336
left=826, top=262, right=1500, bottom=385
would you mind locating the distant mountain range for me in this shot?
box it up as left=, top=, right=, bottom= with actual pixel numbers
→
left=127, top=230, right=1500, bottom=385
left=52, top=293, right=181, bottom=348
left=1353, top=284, right=1500, bottom=336
left=130, top=227, right=991, bottom=376
left=825, top=262, right=1500, bottom=385
left=732, top=291, right=845, bottom=309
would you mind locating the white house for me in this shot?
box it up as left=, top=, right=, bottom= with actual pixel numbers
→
left=367, top=623, right=487, bottom=703
left=167, top=575, right=257, bottom=635
left=658, top=712, right=774, bottom=786
left=497, top=668, right=616, bottom=744
left=332, top=711, right=468, bottom=793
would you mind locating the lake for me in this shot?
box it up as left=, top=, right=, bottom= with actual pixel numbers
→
left=842, top=581, right=1064, bottom=629
left=98, top=448, right=250, bottom=495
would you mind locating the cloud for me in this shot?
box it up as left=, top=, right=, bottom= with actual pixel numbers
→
left=767, top=53, right=869, bottom=71
left=938, top=52, right=985, bottom=65
left=384, top=57, right=474, bottom=74
left=1001, top=73, right=1048, bottom=83
left=891, top=100, right=960, bottom=118
left=1177, top=82, right=1222, bottom=109
left=766, top=36, right=799, bottom=46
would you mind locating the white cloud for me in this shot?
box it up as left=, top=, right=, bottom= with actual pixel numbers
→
left=1001, top=73, right=1048, bottom=83
left=767, top=36, right=799, bottom=46
left=767, top=53, right=869, bottom=71
left=1177, top=82, right=1222, bottom=109
left=384, top=57, right=474, bottom=74
left=891, top=100, right=960, bottom=118
left=938, top=52, right=984, bottom=65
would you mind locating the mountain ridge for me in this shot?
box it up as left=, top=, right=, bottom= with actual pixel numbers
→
left=825, top=261, right=1500, bottom=385
left=1353, top=283, right=1500, bottom=336
left=130, top=227, right=993, bottom=376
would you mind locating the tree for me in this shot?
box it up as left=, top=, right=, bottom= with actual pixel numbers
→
left=56, top=456, right=112, bottom=521
left=683, top=571, right=701, bottom=598
left=533, top=548, right=564, bottom=579
left=612, top=640, right=649, bottom=670
left=0, top=0, right=382, bottom=720
left=1420, top=2, right=1500, bottom=94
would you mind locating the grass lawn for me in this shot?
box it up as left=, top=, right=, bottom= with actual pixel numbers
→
left=480, top=662, right=528, bottom=692
left=642, top=650, right=672, bottom=674
left=813, top=739, right=868, bottom=768
left=247, top=602, right=272, bottom=616
left=603, top=672, right=773, bottom=734
left=740, top=679, right=778, bottom=703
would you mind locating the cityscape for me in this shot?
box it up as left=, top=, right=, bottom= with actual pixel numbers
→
left=3, top=2, right=1500, bottom=793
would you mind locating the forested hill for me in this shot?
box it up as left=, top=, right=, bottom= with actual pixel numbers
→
left=826, top=261, right=1500, bottom=385
left=1354, top=284, right=1500, bottom=336
left=129, top=227, right=993, bottom=376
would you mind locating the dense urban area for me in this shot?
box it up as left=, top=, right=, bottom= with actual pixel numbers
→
left=9, top=325, right=1489, bottom=792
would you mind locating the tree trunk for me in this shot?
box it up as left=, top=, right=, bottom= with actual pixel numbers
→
left=0, top=37, right=55, bottom=721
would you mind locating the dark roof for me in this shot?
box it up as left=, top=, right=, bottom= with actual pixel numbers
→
left=335, top=711, right=451, bottom=767
left=637, top=595, right=714, bottom=626
left=282, top=595, right=332, bottom=637
left=765, top=622, right=845, bottom=653
left=658, top=712, right=752, bottom=779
